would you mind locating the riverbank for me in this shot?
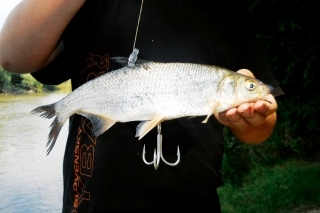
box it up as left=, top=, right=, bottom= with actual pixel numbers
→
left=0, top=78, right=71, bottom=95
left=1, top=86, right=44, bottom=94
left=0, top=85, right=69, bottom=95
left=0, top=68, right=71, bottom=94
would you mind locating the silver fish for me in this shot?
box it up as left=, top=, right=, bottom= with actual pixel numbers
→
left=31, top=58, right=272, bottom=154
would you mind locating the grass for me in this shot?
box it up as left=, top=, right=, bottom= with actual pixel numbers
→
left=218, top=160, right=320, bottom=213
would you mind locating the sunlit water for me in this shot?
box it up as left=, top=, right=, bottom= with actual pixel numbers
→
left=0, top=93, right=69, bottom=213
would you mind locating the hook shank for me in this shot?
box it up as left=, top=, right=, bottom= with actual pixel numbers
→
left=142, top=123, right=180, bottom=170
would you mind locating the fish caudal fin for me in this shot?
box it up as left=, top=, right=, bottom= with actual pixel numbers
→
left=31, top=103, right=56, bottom=119
left=80, top=113, right=116, bottom=137
left=47, top=117, right=64, bottom=154
left=31, top=103, right=66, bottom=155
left=136, top=116, right=164, bottom=140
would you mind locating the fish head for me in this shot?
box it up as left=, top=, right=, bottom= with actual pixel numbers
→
left=234, top=75, right=273, bottom=104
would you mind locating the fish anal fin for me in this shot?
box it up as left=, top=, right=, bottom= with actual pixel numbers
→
left=136, top=116, right=164, bottom=139
left=81, top=113, right=116, bottom=137
left=202, top=101, right=221, bottom=123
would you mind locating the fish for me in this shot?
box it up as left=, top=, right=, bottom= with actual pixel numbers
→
left=31, top=57, right=272, bottom=154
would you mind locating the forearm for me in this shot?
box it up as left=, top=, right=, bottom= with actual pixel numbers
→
left=0, top=0, right=86, bottom=73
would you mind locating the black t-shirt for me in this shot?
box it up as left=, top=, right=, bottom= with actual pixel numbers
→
left=32, top=0, right=283, bottom=212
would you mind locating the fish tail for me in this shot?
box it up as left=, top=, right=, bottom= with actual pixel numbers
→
left=31, top=103, right=56, bottom=119
left=46, top=117, right=63, bottom=155
left=31, top=103, right=65, bottom=155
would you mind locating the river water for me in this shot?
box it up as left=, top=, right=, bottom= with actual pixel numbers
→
left=0, top=93, right=70, bottom=213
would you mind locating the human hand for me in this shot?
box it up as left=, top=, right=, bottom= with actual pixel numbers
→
left=214, top=69, right=278, bottom=143
left=215, top=93, right=277, bottom=131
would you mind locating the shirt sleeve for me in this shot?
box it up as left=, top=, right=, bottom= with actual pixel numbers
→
left=31, top=48, right=71, bottom=85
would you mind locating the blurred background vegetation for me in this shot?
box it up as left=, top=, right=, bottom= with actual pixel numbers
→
left=219, top=0, right=320, bottom=212
left=0, top=0, right=319, bottom=212
left=0, top=66, right=70, bottom=93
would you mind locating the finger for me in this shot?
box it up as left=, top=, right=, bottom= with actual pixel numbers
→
left=235, top=103, right=266, bottom=126
left=241, top=112, right=267, bottom=126
left=237, top=103, right=254, bottom=117
left=216, top=108, right=238, bottom=124
left=237, top=69, right=255, bottom=78
left=224, top=108, right=241, bottom=121
left=226, top=115, right=249, bottom=130
left=217, top=108, right=250, bottom=130
left=253, top=95, right=277, bottom=115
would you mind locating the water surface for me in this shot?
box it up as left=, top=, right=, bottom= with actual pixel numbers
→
left=0, top=93, right=69, bottom=213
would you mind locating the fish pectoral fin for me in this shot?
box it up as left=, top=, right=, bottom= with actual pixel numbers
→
left=202, top=101, right=221, bottom=123
left=80, top=113, right=116, bottom=136
left=136, top=116, right=164, bottom=140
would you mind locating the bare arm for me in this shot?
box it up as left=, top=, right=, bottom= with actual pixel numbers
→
left=0, top=0, right=86, bottom=73
left=215, top=69, right=278, bottom=144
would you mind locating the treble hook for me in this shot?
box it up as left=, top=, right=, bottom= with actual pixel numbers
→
left=142, top=124, right=180, bottom=170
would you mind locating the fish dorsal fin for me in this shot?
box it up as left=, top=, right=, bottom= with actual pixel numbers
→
left=110, top=57, right=148, bottom=67
left=80, top=113, right=116, bottom=136
left=136, top=116, right=164, bottom=139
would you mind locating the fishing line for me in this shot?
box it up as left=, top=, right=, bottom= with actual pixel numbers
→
left=129, top=1, right=181, bottom=169
left=133, top=0, right=144, bottom=51
left=128, top=0, right=144, bottom=67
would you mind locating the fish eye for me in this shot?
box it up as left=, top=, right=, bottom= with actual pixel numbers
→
left=245, top=81, right=256, bottom=91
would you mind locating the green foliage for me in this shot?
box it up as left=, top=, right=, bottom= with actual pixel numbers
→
left=10, top=73, right=23, bottom=85
left=222, top=130, right=252, bottom=185
left=21, top=74, right=43, bottom=92
left=0, top=67, right=66, bottom=93
left=222, top=0, right=320, bottom=186
left=0, top=66, right=11, bottom=92
left=218, top=161, right=320, bottom=213
left=56, top=80, right=72, bottom=93
left=240, top=1, right=320, bottom=156
left=43, top=84, right=57, bottom=91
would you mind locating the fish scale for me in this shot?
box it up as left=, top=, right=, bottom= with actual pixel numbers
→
left=31, top=59, right=272, bottom=154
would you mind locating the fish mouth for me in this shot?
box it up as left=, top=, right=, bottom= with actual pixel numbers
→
left=258, top=81, right=273, bottom=92
left=260, top=94, right=273, bottom=104
left=261, top=85, right=273, bottom=104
